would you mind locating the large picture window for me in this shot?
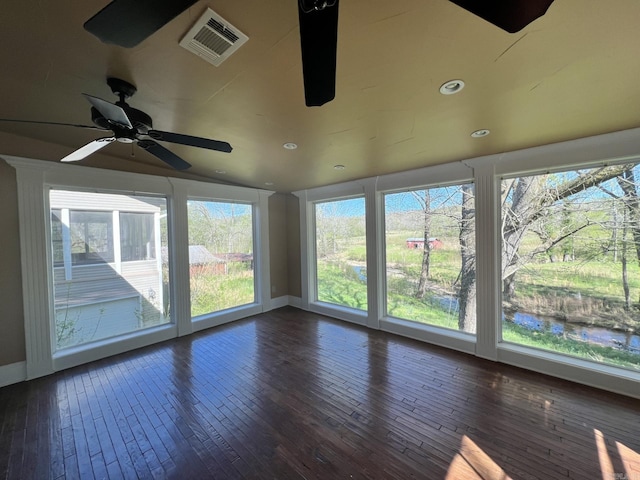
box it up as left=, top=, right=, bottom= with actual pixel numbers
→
left=9, top=158, right=272, bottom=379
left=384, top=184, right=476, bottom=334
left=50, top=190, right=169, bottom=350
left=187, top=200, right=255, bottom=317
left=315, top=197, right=367, bottom=311
left=501, top=165, right=640, bottom=371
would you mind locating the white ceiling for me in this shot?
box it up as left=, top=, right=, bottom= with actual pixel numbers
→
left=1, top=0, right=640, bottom=192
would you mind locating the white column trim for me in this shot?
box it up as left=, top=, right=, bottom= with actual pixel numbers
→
left=293, top=190, right=311, bottom=310
left=364, top=177, right=382, bottom=329
left=257, top=190, right=274, bottom=311
left=167, top=183, right=192, bottom=337
left=13, top=165, right=55, bottom=379
left=473, top=163, right=500, bottom=360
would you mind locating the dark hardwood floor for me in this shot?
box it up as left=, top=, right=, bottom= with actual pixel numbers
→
left=1, top=307, right=639, bottom=479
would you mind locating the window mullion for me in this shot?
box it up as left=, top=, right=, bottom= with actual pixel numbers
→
left=61, top=208, right=72, bottom=281
left=113, top=210, right=121, bottom=274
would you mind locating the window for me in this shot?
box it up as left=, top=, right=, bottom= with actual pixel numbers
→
left=187, top=200, right=255, bottom=317
left=51, top=209, right=64, bottom=266
left=315, top=197, right=367, bottom=311
left=69, top=210, right=114, bottom=264
left=120, top=212, right=156, bottom=262
left=501, top=165, right=640, bottom=371
left=50, top=190, right=169, bottom=350
left=384, top=184, right=476, bottom=334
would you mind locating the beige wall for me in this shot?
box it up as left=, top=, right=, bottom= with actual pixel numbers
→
left=286, top=193, right=301, bottom=298
left=268, top=192, right=302, bottom=299
left=0, top=158, right=26, bottom=366
left=268, top=193, right=289, bottom=298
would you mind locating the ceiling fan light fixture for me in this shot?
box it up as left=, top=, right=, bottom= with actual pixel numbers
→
left=440, top=79, right=465, bottom=95
left=471, top=129, right=490, bottom=138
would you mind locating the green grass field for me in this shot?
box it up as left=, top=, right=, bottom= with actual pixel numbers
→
left=314, top=230, right=640, bottom=371
left=190, top=268, right=255, bottom=317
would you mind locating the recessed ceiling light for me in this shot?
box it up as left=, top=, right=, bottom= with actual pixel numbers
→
left=471, top=129, right=490, bottom=138
left=264, top=182, right=274, bottom=186
left=334, top=164, right=345, bottom=170
left=215, top=169, right=226, bottom=174
left=439, top=79, right=465, bottom=95
left=283, top=142, right=298, bottom=150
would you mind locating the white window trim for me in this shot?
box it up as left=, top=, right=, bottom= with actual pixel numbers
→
left=295, top=181, right=372, bottom=326
left=4, top=156, right=273, bottom=379
left=183, top=196, right=267, bottom=332
left=294, top=127, right=640, bottom=399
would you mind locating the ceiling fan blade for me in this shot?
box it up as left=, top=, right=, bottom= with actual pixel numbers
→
left=298, top=0, right=339, bottom=107
left=83, top=94, right=133, bottom=129
left=0, top=118, right=107, bottom=130
left=450, top=0, right=555, bottom=33
left=137, top=139, right=192, bottom=170
left=84, top=0, right=199, bottom=48
left=148, top=130, right=233, bottom=153
left=61, top=137, right=116, bottom=163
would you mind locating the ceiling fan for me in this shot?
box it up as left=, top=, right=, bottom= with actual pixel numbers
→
left=0, top=77, right=232, bottom=170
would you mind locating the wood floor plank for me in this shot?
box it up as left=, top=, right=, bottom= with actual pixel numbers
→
left=1, top=306, right=639, bottom=480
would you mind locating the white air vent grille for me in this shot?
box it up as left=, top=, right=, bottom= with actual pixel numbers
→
left=180, top=8, right=248, bottom=67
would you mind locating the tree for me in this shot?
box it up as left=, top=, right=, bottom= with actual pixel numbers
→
left=413, top=190, right=431, bottom=299
left=455, top=164, right=636, bottom=333
left=500, top=164, right=634, bottom=299
left=458, top=184, right=476, bottom=333
left=616, top=168, right=640, bottom=264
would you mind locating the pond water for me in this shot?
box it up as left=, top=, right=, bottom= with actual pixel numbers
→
left=358, top=266, right=640, bottom=355
left=507, top=312, right=640, bottom=355
left=434, top=294, right=640, bottom=355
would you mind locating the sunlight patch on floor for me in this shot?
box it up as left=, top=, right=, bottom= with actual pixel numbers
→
left=446, top=435, right=510, bottom=480
left=595, top=428, right=640, bottom=480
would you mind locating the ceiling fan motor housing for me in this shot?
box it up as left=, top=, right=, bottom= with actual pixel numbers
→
left=91, top=105, right=153, bottom=134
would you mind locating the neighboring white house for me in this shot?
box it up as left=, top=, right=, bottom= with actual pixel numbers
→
left=50, top=190, right=166, bottom=349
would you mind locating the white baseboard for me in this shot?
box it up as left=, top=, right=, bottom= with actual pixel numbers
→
left=268, top=295, right=302, bottom=309
left=269, top=295, right=290, bottom=309
left=0, top=361, right=27, bottom=388
left=287, top=295, right=302, bottom=308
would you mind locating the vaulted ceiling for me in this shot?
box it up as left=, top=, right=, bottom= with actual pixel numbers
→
left=1, top=1, right=639, bottom=192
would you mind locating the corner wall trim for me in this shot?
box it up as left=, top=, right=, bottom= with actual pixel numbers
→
left=269, top=296, right=290, bottom=309
left=287, top=296, right=302, bottom=308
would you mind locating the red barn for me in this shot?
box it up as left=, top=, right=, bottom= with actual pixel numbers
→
left=406, top=237, right=443, bottom=250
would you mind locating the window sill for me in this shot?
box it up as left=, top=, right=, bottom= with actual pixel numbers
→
left=53, top=322, right=176, bottom=372
left=498, top=341, right=640, bottom=399
left=381, top=316, right=476, bottom=355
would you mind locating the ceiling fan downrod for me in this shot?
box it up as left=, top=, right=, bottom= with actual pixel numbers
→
left=299, top=0, right=337, bottom=13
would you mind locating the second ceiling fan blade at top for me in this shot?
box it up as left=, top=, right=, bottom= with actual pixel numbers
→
left=84, top=0, right=199, bottom=48
left=449, top=0, right=555, bottom=33
left=298, top=0, right=339, bottom=107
